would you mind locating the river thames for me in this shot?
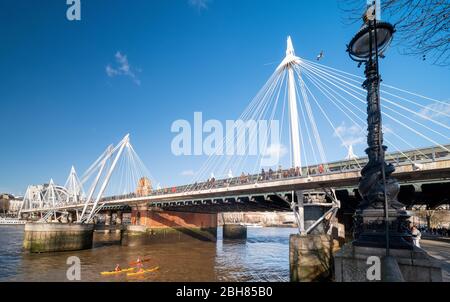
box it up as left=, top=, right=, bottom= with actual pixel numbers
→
left=0, top=225, right=297, bottom=282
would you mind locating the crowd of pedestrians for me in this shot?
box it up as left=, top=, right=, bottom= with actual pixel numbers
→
left=101, top=163, right=341, bottom=199
left=419, top=226, right=450, bottom=237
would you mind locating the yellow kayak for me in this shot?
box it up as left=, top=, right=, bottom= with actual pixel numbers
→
left=127, top=266, right=159, bottom=277
left=101, top=268, right=135, bottom=276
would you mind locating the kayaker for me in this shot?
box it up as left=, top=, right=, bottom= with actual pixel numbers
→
left=136, top=257, right=143, bottom=270
left=114, top=264, right=121, bottom=272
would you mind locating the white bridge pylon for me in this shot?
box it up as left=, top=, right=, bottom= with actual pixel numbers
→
left=65, top=166, right=85, bottom=204
left=19, top=134, right=153, bottom=224
left=277, top=37, right=302, bottom=171
left=78, top=134, right=130, bottom=223
left=19, top=180, right=70, bottom=216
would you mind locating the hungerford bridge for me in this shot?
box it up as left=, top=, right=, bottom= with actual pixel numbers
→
left=19, top=37, right=450, bottom=251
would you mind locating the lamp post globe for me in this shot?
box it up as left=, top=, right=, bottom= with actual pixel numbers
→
left=348, top=21, right=394, bottom=62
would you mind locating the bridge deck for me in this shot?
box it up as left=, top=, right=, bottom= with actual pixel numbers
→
left=21, top=158, right=450, bottom=213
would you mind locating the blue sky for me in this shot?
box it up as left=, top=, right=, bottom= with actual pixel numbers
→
left=0, top=0, right=449, bottom=195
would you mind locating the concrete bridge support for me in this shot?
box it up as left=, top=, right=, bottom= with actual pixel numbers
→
left=290, top=200, right=345, bottom=282
left=125, top=206, right=217, bottom=243
left=23, top=223, right=94, bottom=253
left=67, top=211, right=76, bottom=223
left=289, top=222, right=344, bottom=282
left=115, top=211, right=123, bottom=234
left=290, top=234, right=334, bottom=282
left=116, top=211, right=123, bottom=225
left=223, top=224, right=247, bottom=240
left=105, top=210, right=112, bottom=226
left=102, top=210, right=113, bottom=234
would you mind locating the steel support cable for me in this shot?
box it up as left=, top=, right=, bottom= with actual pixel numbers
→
left=302, top=57, right=450, bottom=107
left=193, top=70, right=285, bottom=190
left=80, top=146, right=112, bottom=184
left=237, top=69, right=285, bottom=174
left=302, top=60, right=450, bottom=118
left=81, top=144, right=121, bottom=185
left=299, top=75, right=363, bottom=169
left=300, top=63, right=450, bottom=151
left=278, top=75, right=289, bottom=159
left=302, top=65, right=450, bottom=144
left=302, top=67, right=430, bottom=161
left=199, top=70, right=282, bottom=188
left=382, top=102, right=449, bottom=140
left=301, top=69, right=367, bottom=164
left=294, top=65, right=328, bottom=166
left=251, top=70, right=287, bottom=173
left=381, top=84, right=450, bottom=106
left=183, top=71, right=284, bottom=193
left=223, top=72, right=280, bottom=177
left=227, top=71, right=284, bottom=177
left=301, top=67, right=429, bottom=160
left=225, top=71, right=284, bottom=180
left=300, top=61, right=450, bottom=131
left=238, top=73, right=287, bottom=175
left=302, top=68, right=422, bottom=163
left=305, top=73, right=416, bottom=162
left=298, top=65, right=366, bottom=166
left=298, top=71, right=362, bottom=168
left=293, top=70, right=317, bottom=172
left=296, top=71, right=319, bottom=169
left=129, top=143, right=154, bottom=182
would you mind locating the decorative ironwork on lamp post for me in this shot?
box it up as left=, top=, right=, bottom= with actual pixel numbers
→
left=347, top=4, right=413, bottom=251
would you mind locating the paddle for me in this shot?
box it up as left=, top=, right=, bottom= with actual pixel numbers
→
left=129, top=258, right=151, bottom=266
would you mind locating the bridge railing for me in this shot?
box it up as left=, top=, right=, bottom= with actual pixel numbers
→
left=97, top=145, right=450, bottom=202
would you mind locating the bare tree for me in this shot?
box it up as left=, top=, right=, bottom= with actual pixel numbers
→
left=339, top=0, right=450, bottom=66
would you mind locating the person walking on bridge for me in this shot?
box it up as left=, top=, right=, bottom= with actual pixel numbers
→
left=411, top=225, right=422, bottom=248
left=318, top=164, right=324, bottom=174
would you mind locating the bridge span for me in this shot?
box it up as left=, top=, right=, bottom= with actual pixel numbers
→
left=20, top=154, right=450, bottom=214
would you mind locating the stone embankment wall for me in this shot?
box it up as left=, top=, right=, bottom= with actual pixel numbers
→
left=23, top=223, right=94, bottom=253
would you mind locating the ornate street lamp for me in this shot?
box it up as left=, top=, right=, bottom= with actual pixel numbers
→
left=347, top=4, right=412, bottom=250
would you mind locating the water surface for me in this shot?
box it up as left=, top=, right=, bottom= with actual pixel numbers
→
left=0, top=225, right=296, bottom=282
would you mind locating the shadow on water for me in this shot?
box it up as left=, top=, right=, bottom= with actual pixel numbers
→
left=0, top=225, right=297, bottom=282
left=143, top=212, right=217, bottom=242
left=93, top=232, right=123, bottom=248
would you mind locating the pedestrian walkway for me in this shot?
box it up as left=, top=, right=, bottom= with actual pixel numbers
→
left=421, top=239, right=450, bottom=282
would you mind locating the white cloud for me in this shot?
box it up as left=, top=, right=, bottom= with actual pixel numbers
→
left=383, top=124, right=394, bottom=135
left=261, top=143, right=288, bottom=166
left=262, top=143, right=288, bottom=158
left=180, top=170, right=195, bottom=177
left=188, top=0, right=210, bottom=10
left=106, top=65, right=119, bottom=77
left=418, top=102, right=450, bottom=120
left=105, top=51, right=141, bottom=85
left=334, top=122, right=366, bottom=147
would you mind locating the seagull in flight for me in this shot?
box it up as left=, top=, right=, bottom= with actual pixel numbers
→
left=316, top=50, right=324, bottom=61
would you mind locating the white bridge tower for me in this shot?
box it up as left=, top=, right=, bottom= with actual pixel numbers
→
left=276, top=36, right=302, bottom=171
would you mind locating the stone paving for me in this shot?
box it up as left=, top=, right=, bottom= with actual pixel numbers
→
left=421, top=239, right=450, bottom=282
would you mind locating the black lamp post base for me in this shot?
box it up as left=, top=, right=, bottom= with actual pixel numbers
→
left=353, top=208, right=413, bottom=250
